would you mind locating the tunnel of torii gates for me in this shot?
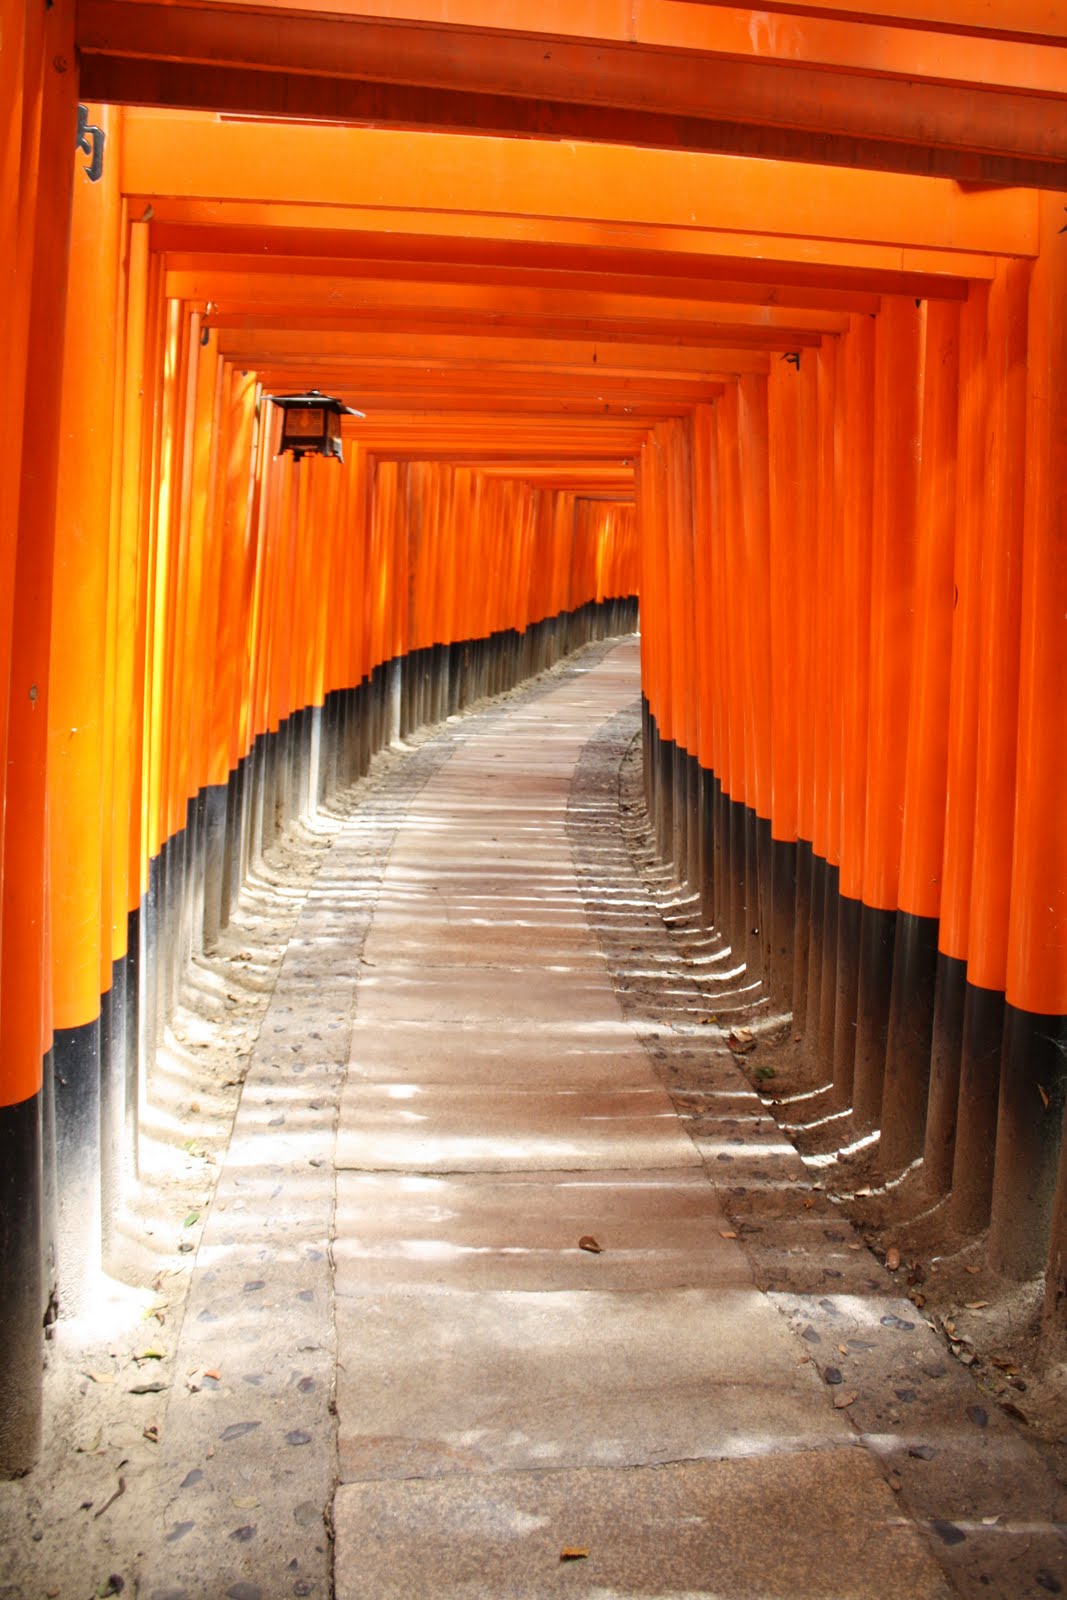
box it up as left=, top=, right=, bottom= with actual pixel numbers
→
left=1, top=0, right=1066, bottom=1475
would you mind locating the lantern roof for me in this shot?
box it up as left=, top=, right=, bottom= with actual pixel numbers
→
left=269, top=389, right=365, bottom=418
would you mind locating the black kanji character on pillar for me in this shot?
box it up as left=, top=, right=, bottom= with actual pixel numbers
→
left=76, top=106, right=105, bottom=184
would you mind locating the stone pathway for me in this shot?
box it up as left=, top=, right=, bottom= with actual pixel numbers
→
left=330, top=640, right=952, bottom=1599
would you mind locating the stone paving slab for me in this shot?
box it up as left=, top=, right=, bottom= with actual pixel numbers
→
left=333, top=1168, right=753, bottom=1291
left=354, top=962, right=623, bottom=1024
left=335, top=1286, right=846, bottom=1480
left=334, top=1449, right=954, bottom=1600
left=345, top=1019, right=655, bottom=1088
left=336, top=1083, right=697, bottom=1171
left=359, top=920, right=608, bottom=968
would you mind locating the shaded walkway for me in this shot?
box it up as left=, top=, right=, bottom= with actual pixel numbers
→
left=329, top=640, right=948, bottom=1598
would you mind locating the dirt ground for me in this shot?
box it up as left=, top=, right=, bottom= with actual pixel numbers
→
left=0, top=800, right=347, bottom=1600
left=756, top=1026, right=1067, bottom=1491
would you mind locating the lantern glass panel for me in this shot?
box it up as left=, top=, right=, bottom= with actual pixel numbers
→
left=285, top=407, right=325, bottom=439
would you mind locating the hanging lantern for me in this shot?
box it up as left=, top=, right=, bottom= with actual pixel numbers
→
left=269, top=390, right=365, bottom=463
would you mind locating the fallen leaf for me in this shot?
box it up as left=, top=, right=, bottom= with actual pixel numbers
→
left=578, top=1236, right=602, bottom=1254
left=232, top=1496, right=260, bottom=1510
left=1001, top=1402, right=1029, bottom=1425
left=94, top=1478, right=127, bottom=1519
left=754, top=1065, right=776, bottom=1081
left=885, top=1247, right=901, bottom=1272
left=136, top=1348, right=166, bottom=1362
left=803, top=1196, right=816, bottom=1210
left=719, top=1230, right=738, bottom=1239
left=909, top=1445, right=936, bottom=1461
left=833, top=1391, right=857, bottom=1409
left=944, top=1319, right=957, bottom=1338
left=734, top=1027, right=755, bottom=1042
left=888, top=1472, right=903, bottom=1493
left=838, top=1345, right=849, bottom=1356
left=129, top=1381, right=168, bottom=1395
left=964, top=1264, right=981, bottom=1275
left=203, top=1369, right=221, bottom=1381
left=964, top=1301, right=990, bottom=1311
left=1038, top=1083, right=1050, bottom=1109
left=183, top=1211, right=199, bottom=1229
left=142, top=1425, right=160, bottom=1445
left=560, top=1549, right=589, bottom=1562
left=83, top=1371, right=115, bottom=1385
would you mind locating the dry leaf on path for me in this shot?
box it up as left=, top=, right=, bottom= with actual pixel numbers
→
left=578, top=1236, right=602, bottom=1254
left=560, top=1549, right=589, bottom=1562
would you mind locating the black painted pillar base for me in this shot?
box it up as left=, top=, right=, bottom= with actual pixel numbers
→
left=851, top=904, right=897, bottom=1134
left=879, top=911, right=940, bottom=1174
left=768, top=836, right=796, bottom=1011
left=670, top=743, right=688, bottom=880
left=126, top=903, right=142, bottom=1181
left=685, top=752, right=701, bottom=895
left=201, top=781, right=229, bottom=952
left=698, top=769, right=716, bottom=929
left=755, top=819, right=771, bottom=979
left=831, top=894, right=862, bottom=1108
left=803, top=854, right=826, bottom=1068
left=99, top=977, right=123, bottom=1265
left=53, top=1017, right=102, bottom=1314
left=792, top=840, right=813, bottom=1031
left=949, top=984, right=1006, bottom=1236
left=989, top=1006, right=1067, bottom=1279
left=923, top=952, right=967, bottom=1198
left=815, top=864, right=840, bottom=1081
left=712, top=780, right=729, bottom=936
left=0, top=1092, right=43, bottom=1475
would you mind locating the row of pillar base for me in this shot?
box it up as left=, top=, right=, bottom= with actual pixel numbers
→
left=0, top=597, right=638, bottom=1476
left=643, top=707, right=1067, bottom=1336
